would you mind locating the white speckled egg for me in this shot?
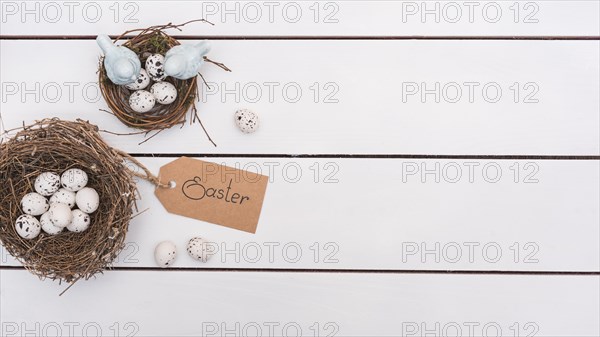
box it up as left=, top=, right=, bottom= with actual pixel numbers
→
left=48, top=203, right=73, bottom=228
left=145, top=54, right=166, bottom=81
left=150, top=82, right=178, bottom=104
left=49, top=188, right=76, bottom=208
left=21, top=192, right=50, bottom=216
left=67, top=209, right=91, bottom=233
left=125, top=68, right=151, bottom=90
left=154, top=241, right=177, bottom=268
left=76, top=187, right=100, bottom=213
left=15, top=214, right=41, bottom=239
left=129, top=90, right=156, bottom=113
left=235, top=109, right=259, bottom=134
left=40, top=212, right=63, bottom=235
left=187, top=237, right=212, bottom=262
left=61, top=168, right=88, bottom=192
left=34, top=172, right=61, bottom=196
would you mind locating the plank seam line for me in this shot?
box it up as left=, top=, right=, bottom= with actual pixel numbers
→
left=1, top=35, right=600, bottom=41
left=127, top=153, right=600, bottom=160
left=1, top=265, right=599, bottom=275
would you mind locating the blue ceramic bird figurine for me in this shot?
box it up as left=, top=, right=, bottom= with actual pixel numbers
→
left=164, top=41, right=211, bottom=80
left=96, top=35, right=141, bottom=85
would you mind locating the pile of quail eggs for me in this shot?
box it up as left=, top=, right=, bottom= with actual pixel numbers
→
left=15, top=169, right=100, bottom=239
left=126, top=54, right=178, bottom=113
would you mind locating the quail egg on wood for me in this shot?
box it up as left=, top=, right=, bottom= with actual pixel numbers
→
left=154, top=241, right=177, bottom=267
left=235, top=109, right=259, bottom=134
left=187, top=237, right=212, bottom=262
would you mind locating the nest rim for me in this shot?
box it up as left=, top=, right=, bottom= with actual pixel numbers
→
left=98, top=27, right=198, bottom=132
left=0, top=119, right=140, bottom=283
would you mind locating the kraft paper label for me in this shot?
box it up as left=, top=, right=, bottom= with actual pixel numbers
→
left=155, top=157, right=268, bottom=233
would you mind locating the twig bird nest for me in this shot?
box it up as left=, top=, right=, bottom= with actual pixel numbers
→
left=0, top=119, right=157, bottom=286
left=98, top=20, right=230, bottom=145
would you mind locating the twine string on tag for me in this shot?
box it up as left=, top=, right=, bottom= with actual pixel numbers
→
left=114, top=150, right=171, bottom=189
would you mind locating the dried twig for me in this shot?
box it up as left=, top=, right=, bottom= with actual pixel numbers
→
left=98, top=20, right=227, bottom=147
left=0, top=119, right=161, bottom=293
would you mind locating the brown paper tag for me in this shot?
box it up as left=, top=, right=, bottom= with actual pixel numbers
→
left=155, top=157, right=268, bottom=233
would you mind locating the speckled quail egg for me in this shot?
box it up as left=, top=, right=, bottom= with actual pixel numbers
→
left=154, top=241, right=177, bottom=268
left=15, top=214, right=41, bottom=239
left=125, top=68, right=151, bottom=90
left=40, top=212, right=63, bottom=235
left=129, top=90, right=156, bottom=113
left=34, top=172, right=61, bottom=196
left=150, top=82, right=178, bottom=104
left=48, top=203, right=73, bottom=228
left=61, top=168, right=88, bottom=192
left=234, top=109, right=259, bottom=134
left=49, top=188, right=76, bottom=208
left=21, top=192, right=50, bottom=216
left=187, top=237, right=212, bottom=262
left=145, top=54, right=166, bottom=82
left=76, top=187, right=100, bottom=213
left=67, top=209, right=91, bottom=233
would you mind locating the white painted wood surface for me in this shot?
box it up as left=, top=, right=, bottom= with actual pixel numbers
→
left=1, top=40, right=599, bottom=155
left=1, top=1, right=599, bottom=336
left=2, top=158, right=599, bottom=271
left=1, top=0, right=599, bottom=37
left=1, top=270, right=599, bottom=336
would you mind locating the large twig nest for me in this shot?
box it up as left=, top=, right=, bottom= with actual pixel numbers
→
left=98, top=20, right=229, bottom=145
left=0, top=119, right=154, bottom=284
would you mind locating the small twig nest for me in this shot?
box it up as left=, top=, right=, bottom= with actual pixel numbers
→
left=0, top=119, right=156, bottom=285
left=98, top=20, right=227, bottom=145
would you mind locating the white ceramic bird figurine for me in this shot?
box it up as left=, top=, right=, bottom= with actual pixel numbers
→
left=164, top=41, right=211, bottom=80
left=96, top=35, right=141, bottom=85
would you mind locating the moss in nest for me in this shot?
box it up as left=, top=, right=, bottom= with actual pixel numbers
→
left=145, top=34, right=171, bottom=54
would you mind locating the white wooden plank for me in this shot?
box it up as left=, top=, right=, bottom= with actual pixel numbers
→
left=1, top=1, right=599, bottom=37
left=1, top=40, right=599, bottom=155
left=2, top=158, right=598, bottom=271
left=1, top=270, right=598, bottom=336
